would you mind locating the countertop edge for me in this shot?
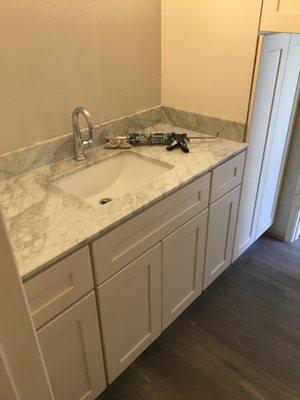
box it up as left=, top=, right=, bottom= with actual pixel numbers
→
left=21, top=144, right=248, bottom=282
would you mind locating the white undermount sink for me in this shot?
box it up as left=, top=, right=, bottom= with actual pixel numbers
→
left=54, top=152, right=173, bottom=207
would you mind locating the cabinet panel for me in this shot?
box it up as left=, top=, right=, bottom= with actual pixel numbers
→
left=261, top=0, right=300, bottom=33
left=233, top=34, right=291, bottom=260
left=211, top=151, right=245, bottom=203
left=255, top=34, right=300, bottom=239
left=162, top=211, right=208, bottom=330
left=38, top=292, right=106, bottom=400
left=97, top=244, right=161, bottom=383
left=25, top=246, right=94, bottom=329
left=204, top=186, right=240, bottom=289
left=92, top=173, right=210, bottom=285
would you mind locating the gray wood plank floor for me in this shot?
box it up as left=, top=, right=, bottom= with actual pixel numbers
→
left=98, top=235, right=300, bottom=400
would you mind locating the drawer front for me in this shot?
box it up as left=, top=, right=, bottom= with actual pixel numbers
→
left=25, top=246, right=94, bottom=329
left=211, top=151, right=246, bottom=203
left=91, top=173, right=210, bottom=285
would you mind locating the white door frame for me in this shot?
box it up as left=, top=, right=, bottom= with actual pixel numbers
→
left=285, top=177, right=300, bottom=242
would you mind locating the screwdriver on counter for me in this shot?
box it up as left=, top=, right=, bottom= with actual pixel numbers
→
left=108, top=131, right=220, bottom=153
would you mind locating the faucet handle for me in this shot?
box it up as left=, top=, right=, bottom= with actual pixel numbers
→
left=82, top=138, right=93, bottom=149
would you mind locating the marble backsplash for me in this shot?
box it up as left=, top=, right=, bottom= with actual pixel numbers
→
left=0, top=106, right=162, bottom=182
left=162, top=106, right=246, bottom=143
left=0, top=105, right=246, bottom=181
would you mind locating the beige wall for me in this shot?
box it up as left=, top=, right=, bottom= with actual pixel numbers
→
left=162, top=0, right=262, bottom=123
left=0, top=1, right=161, bottom=155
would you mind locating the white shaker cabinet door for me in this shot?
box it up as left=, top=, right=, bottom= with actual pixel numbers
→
left=233, top=34, right=291, bottom=260
left=255, top=34, right=300, bottom=239
left=162, top=211, right=208, bottom=330
left=204, top=186, right=240, bottom=289
left=37, top=292, right=106, bottom=400
left=97, top=244, right=161, bottom=384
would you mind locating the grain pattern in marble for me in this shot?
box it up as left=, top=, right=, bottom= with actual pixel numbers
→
left=0, top=124, right=247, bottom=280
left=0, top=106, right=162, bottom=182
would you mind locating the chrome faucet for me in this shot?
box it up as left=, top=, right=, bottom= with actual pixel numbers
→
left=72, top=107, right=94, bottom=161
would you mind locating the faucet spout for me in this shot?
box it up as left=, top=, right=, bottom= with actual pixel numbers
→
left=72, top=107, right=94, bottom=161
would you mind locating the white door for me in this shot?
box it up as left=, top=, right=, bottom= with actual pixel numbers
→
left=97, top=244, right=161, bottom=384
left=162, top=211, right=208, bottom=330
left=261, top=0, right=300, bottom=33
left=255, top=34, right=300, bottom=239
left=38, top=292, right=106, bottom=400
left=204, top=186, right=240, bottom=289
left=233, top=34, right=291, bottom=260
left=0, top=211, right=54, bottom=400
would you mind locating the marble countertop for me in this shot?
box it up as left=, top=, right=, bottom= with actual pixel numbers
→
left=0, top=124, right=247, bottom=280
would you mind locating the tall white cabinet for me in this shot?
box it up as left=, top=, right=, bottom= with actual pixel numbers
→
left=234, top=33, right=300, bottom=260
left=255, top=34, right=300, bottom=238
left=234, top=34, right=290, bottom=259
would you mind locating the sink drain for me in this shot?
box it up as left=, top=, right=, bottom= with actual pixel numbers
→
left=99, top=197, right=113, bottom=205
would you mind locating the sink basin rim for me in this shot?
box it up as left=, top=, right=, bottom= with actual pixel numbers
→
left=53, top=150, right=174, bottom=208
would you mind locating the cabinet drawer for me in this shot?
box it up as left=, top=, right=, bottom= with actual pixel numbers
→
left=211, top=152, right=246, bottom=203
left=25, top=246, right=94, bottom=329
left=91, top=173, right=210, bottom=285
